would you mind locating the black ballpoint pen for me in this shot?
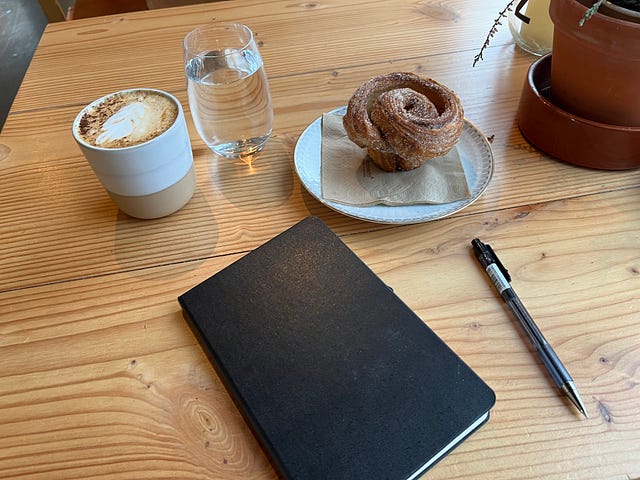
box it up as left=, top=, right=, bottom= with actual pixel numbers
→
left=471, top=238, right=588, bottom=418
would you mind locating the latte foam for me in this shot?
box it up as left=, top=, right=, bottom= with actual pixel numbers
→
left=77, top=90, right=178, bottom=148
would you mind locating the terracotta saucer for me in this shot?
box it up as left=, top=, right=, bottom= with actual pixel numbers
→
left=517, top=54, right=640, bottom=170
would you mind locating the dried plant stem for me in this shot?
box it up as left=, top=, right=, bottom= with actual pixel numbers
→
left=473, top=0, right=517, bottom=67
left=580, top=0, right=606, bottom=25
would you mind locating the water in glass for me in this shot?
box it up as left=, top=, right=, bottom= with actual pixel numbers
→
left=186, top=47, right=273, bottom=158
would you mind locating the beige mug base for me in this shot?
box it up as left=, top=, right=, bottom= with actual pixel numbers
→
left=107, top=163, right=196, bottom=219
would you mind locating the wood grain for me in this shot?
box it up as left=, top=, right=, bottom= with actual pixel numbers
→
left=1, top=190, right=639, bottom=479
left=11, top=0, right=516, bottom=112
left=2, top=46, right=639, bottom=290
left=1, top=0, right=639, bottom=479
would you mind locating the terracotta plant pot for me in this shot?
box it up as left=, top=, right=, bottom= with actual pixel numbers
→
left=517, top=54, right=640, bottom=170
left=549, top=0, right=640, bottom=126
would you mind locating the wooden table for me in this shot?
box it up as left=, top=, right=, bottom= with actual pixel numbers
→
left=1, top=1, right=639, bottom=478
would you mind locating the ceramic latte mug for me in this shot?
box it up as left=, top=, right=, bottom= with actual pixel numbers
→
left=72, top=88, right=196, bottom=219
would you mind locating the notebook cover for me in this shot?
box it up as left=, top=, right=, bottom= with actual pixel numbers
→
left=178, top=216, right=495, bottom=480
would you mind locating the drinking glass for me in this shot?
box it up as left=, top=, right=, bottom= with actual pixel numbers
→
left=508, top=0, right=553, bottom=56
left=184, top=23, right=274, bottom=158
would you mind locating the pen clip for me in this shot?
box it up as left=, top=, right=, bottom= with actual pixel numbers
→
left=485, top=243, right=511, bottom=282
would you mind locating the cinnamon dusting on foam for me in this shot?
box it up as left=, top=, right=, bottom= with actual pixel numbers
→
left=78, top=90, right=178, bottom=149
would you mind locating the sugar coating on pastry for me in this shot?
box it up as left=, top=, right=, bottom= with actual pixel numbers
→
left=342, top=72, right=464, bottom=171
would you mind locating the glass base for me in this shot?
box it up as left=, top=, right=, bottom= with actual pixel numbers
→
left=508, top=22, right=553, bottom=56
left=211, top=134, right=270, bottom=158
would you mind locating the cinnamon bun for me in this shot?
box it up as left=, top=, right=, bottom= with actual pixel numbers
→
left=342, top=72, right=464, bottom=171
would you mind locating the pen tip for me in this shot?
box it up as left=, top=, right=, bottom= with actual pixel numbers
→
left=575, top=402, right=589, bottom=419
left=563, top=383, right=588, bottom=419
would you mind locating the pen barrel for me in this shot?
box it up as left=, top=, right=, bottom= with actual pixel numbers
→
left=504, top=291, right=546, bottom=344
left=504, top=290, right=573, bottom=388
left=537, top=341, right=573, bottom=387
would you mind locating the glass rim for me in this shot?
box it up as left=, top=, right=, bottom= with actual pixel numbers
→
left=183, top=22, right=255, bottom=58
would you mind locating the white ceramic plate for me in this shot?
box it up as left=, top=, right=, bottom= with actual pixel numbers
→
left=293, top=107, right=494, bottom=224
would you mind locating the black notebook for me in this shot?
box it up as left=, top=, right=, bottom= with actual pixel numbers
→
left=178, top=216, right=495, bottom=480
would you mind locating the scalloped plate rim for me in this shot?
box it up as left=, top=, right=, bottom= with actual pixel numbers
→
left=293, top=106, right=494, bottom=225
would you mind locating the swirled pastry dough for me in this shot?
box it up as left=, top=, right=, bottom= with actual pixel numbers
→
left=343, top=72, right=464, bottom=171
